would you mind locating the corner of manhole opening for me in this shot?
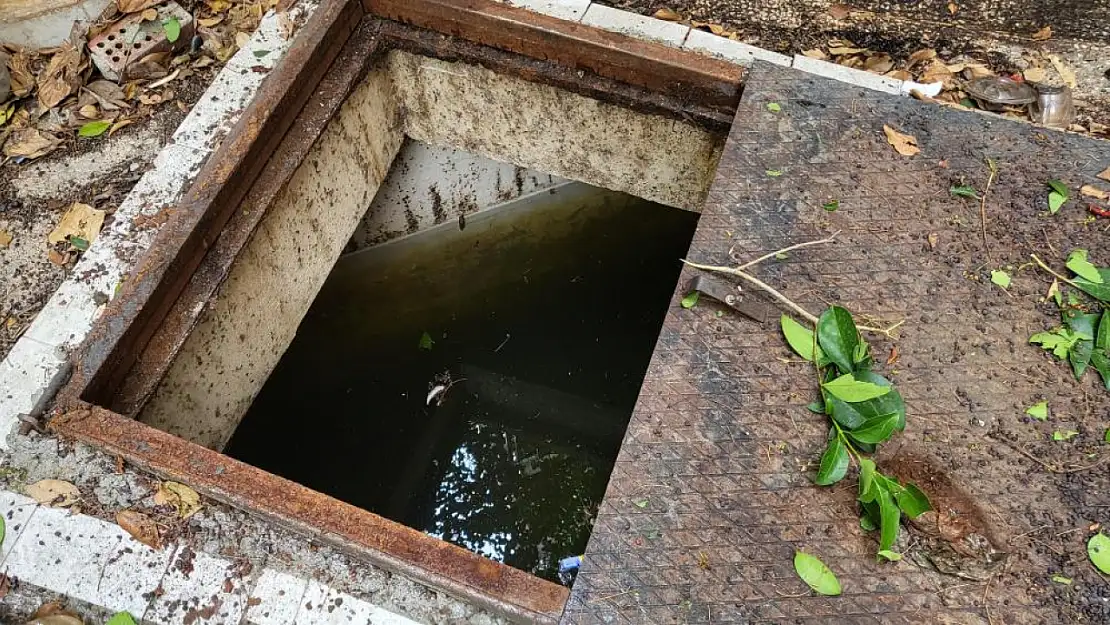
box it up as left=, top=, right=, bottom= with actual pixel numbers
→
left=141, top=139, right=702, bottom=586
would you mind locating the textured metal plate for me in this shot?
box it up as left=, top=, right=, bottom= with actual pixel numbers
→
left=564, top=62, right=1110, bottom=624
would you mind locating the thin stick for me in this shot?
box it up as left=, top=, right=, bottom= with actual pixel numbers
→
left=980, top=158, right=998, bottom=263
left=1031, top=254, right=1082, bottom=289
left=681, top=260, right=904, bottom=337
left=737, top=231, right=841, bottom=270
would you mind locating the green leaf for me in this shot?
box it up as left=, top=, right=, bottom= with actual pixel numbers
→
left=877, top=550, right=902, bottom=562
left=1066, top=249, right=1103, bottom=284
left=1088, top=533, right=1110, bottom=574
left=894, top=483, right=932, bottom=518
left=767, top=102, right=781, bottom=112
left=680, top=291, right=699, bottom=308
left=1070, top=339, right=1094, bottom=379
left=877, top=485, right=900, bottom=552
left=781, top=315, right=815, bottom=361
left=815, top=434, right=849, bottom=486
left=990, top=270, right=1011, bottom=288
left=106, top=613, right=138, bottom=625
left=418, top=331, right=434, bottom=350
left=1025, top=401, right=1048, bottom=421
left=822, top=373, right=891, bottom=402
left=1074, top=268, right=1110, bottom=303
left=860, top=515, right=877, bottom=530
left=632, top=498, right=648, bottom=508
left=793, top=551, right=841, bottom=596
left=806, top=401, right=824, bottom=414
left=766, top=169, right=783, bottom=177
left=1052, top=430, right=1079, bottom=441
left=78, top=120, right=111, bottom=138
left=1092, top=350, right=1110, bottom=391
left=816, top=306, right=860, bottom=373
left=826, top=372, right=905, bottom=430
left=775, top=252, right=788, bottom=260
left=1051, top=575, right=1072, bottom=585
left=1097, top=310, right=1110, bottom=351
left=163, top=17, right=181, bottom=42
left=858, top=458, right=877, bottom=503
left=68, top=235, right=89, bottom=251
left=949, top=185, right=979, bottom=199
left=1048, top=190, right=1066, bottom=214
left=848, top=412, right=899, bottom=444
left=822, top=199, right=839, bottom=212
left=1048, top=179, right=1069, bottom=197
left=1105, top=426, right=1110, bottom=443
left=1030, top=328, right=1091, bottom=360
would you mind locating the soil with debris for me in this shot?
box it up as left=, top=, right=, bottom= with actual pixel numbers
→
left=599, top=0, right=1110, bottom=129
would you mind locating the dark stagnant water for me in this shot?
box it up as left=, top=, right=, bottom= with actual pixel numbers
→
left=225, top=182, right=698, bottom=582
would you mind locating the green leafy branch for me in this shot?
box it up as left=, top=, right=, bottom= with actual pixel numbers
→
left=1030, top=250, right=1110, bottom=389
left=783, top=306, right=931, bottom=557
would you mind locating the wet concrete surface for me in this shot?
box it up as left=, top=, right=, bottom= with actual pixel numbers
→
left=563, top=61, right=1110, bottom=624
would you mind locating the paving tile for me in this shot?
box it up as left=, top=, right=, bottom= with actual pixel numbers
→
left=581, top=4, right=689, bottom=47
left=245, top=569, right=309, bottom=625
left=145, top=546, right=248, bottom=625
left=0, top=491, right=39, bottom=567
left=506, top=0, right=591, bottom=21
left=296, top=581, right=421, bottom=625
left=5, top=506, right=119, bottom=600
left=683, top=29, right=791, bottom=67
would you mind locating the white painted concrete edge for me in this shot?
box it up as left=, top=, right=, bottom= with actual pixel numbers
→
left=0, top=0, right=927, bottom=621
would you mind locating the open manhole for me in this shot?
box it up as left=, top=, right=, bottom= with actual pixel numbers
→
left=51, top=0, right=742, bottom=620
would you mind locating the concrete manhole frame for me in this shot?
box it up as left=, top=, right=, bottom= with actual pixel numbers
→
left=45, top=0, right=744, bottom=622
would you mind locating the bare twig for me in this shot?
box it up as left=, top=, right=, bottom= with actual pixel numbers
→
left=980, top=158, right=998, bottom=263
left=681, top=260, right=904, bottom=338
left=737, top=231, right=841, bottom=270
left=1030, top=254, right=1083, bottom=289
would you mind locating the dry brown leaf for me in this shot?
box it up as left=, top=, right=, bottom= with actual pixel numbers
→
left=920, top=59, right=956, bottom=85
left=154, top=481, right=203, bottom=518
left=1098, top=167, right=1110, bottom=182
left=78, top=104, right=99, bottom=118
left=0, top=230, right=12, bottom=248
left=1080, top=185, right=1110, bottom=200
left=117, top=510, right=161, bottom=548
left=117, top=0, right=161, bottom=14
left=864, top=54, right=894, bottom=74
left=947, top=2, right=958, bottom=14
left=25, top=479, right=80, bottom=507
left=197, top=16, right=224, bottom=27
left=37, top=43, right=84, bottom=109
left=883, top=124, right=920, bottom=156
left=907, top=48, right=937, bottom=68
left=84, top=80, right=128, bottom=111
left=927, top=232, right=939, bottom=249
left=827, top=3, right=852, bottom=19
left=138, top=92, right=162, bottom=105
left=235, top=31, right=251, bottom=49
left=1032, top=25, right=1052, bottom=41
left=48, top=202, right=105, bottom=246
left=7, top=52, right=35, bottom=98
left=1047, top=54, right=1077, bottom=89
left=802, top=49, right=827, bottom=60
left=47, top=249, right=68, bottom=265
left=277, top=13, right=296, bottom=39
left=652, top=7, right=682, bottom=21
left=1023, top=67, right=1047, bottom=82
left=886, top=69, right=912, bottom=80
left=31, top=616, right=84, bottom=625
left=3, top=127, right=62, bottom=159
left=108, top=118, right=133, bottom=136
left=828, top=46, right=867, bottom=55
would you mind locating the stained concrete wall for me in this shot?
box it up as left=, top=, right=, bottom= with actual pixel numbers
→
left=139, top=66, right=404, bottom=449
left=387, top=50, right=723, bottom=212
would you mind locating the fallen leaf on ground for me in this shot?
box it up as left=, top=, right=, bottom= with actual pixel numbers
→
left=794, top=551, right=841, bottom=595
left=883, top=125, right=920, bottom=156
left=827, top=3, right=852, bottom=19
left=829, top=46, right=867, bottom=55
left=1080, top=185, right=1109, bottom=200
left=3, top=128, right=63, bottom=160
left=907, top=48, right=937, bottom=67
left=48, top=203, right=105, bottom=246
left=83, top=80, right=129, bottom=111
left=47, top=249, right=69, bottom=265
left=8, top=52, right=35, bottom=98
left=37, top=43, right=85, bottom=109
left=154, top=481, right=203, bottom=518
left=106, top=612, right=138, bottom=625
left=0, top=231, right=12, bottom=248
left=1099, top=167, right=1110, bottom=182
left=108, top=119, right=133, bottom=136
left=277, top=13, right=296, bottom=39
left=947, top=2, right=958, bottom=14
left=25, top=479, right=80, bottom=507
left=1025, top=401, right=1048, bottom=420
left=78, top=120, right=111, bottom=138
left=680, top=291, right=699, bottom=309
left=29, top=614, right=84, bottom=625
left=864, top=54, right=894, bottom=74
left=1052, top=430, right=1079, bottom=441
left=117, top=0, right=161, bottom=14
left=652, top=7, right=682, bottom=21
left=927, top=232, right=938, bottom=249
left=802, top=49, right=828, bottom=60
left=1048, top=55, right=1077, bottom=89
left=197, top=16, right=224, bottom=27
left=990, top=270, right=1011, bottom=288
left=116, top=510, right=161, bottom=548
left=141, top=7, right=158, bottom=20
left=1032, top=25, right=1052, bottom=41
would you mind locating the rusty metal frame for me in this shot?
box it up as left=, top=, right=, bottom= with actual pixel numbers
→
left=50, top=0, right=746, bottom=621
